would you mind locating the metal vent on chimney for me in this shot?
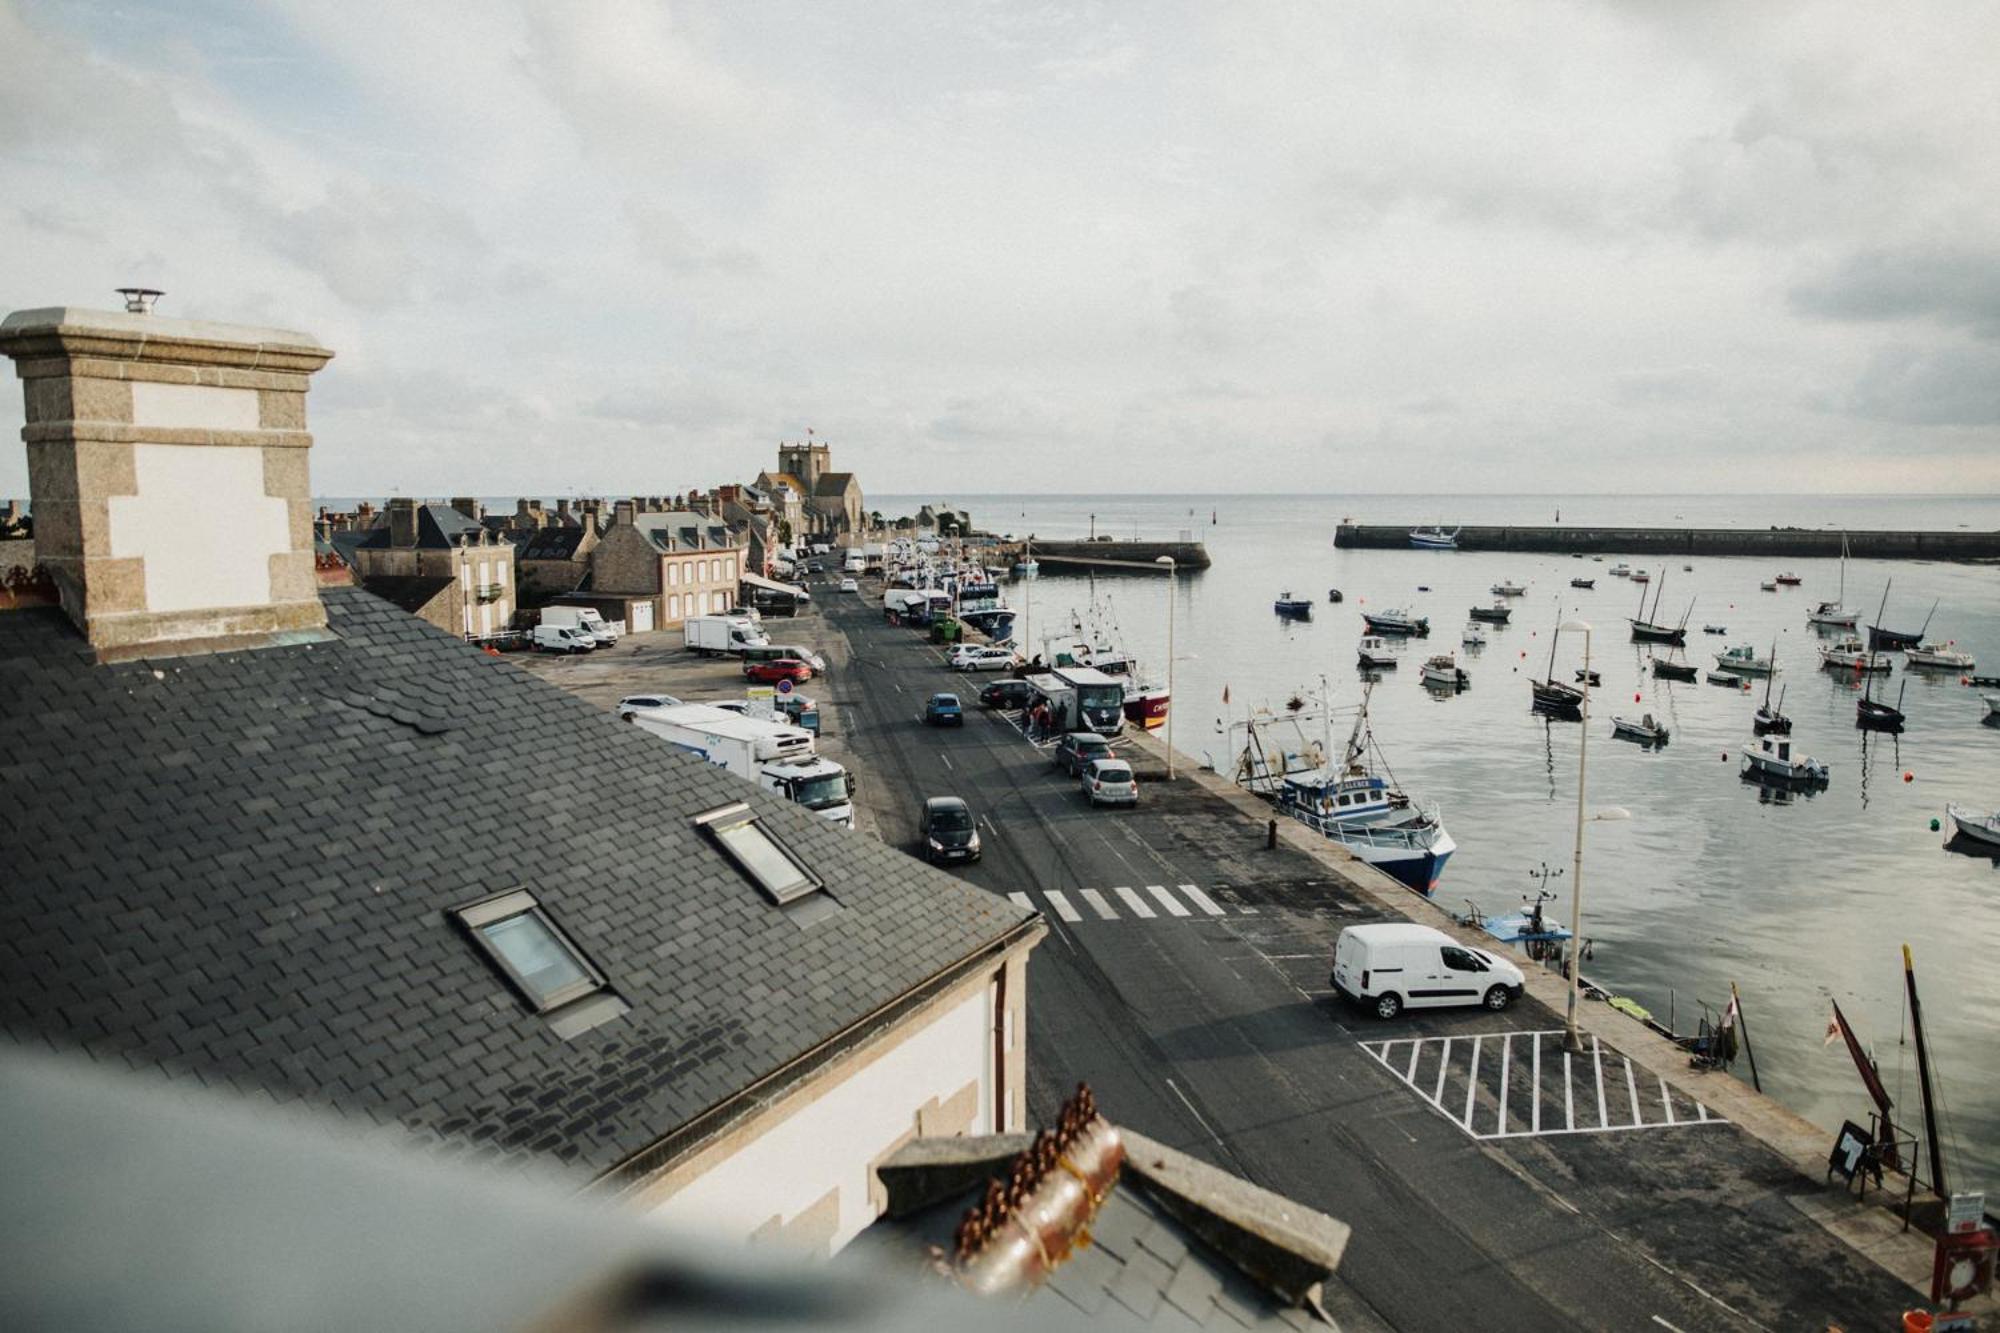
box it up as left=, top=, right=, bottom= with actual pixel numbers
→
left=117, top=288, right=164, bottom=314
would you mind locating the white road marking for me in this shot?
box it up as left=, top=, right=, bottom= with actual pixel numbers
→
left=1164, top=1077, right=1233, bottom=1160
left=1043, top=890, right=1083, bottom=923
left=1145, top=884, right=1191, bottom=917
left=1659, top=1076, right=1677, bottom=1126
left=1178, top=883, right=1227, bottom=915
left=1532, top=1033, right=1542, bottom=1134
left=1463, top=1036, right=1482, bottom=1130
left=1007, top=892, right=1033, bottom=910
left=1564, top=1050, right=1575, bottom=1131
left=1433, top=1038, right=1451, bottom=1106
left=1405, top=1040, right=1421, bottom=1082
left=1593, top=1035, right=1609, bottom=1129
left=1079, top=888, right=1119, bottom=920
left=940, top=754, right=953, bottom=771
left=1498, top=1033, right=1511, bottom=1137
left=1625, top=1058, right=1644, bottom=1127
left=1112, top=886, right=1157, bottom=919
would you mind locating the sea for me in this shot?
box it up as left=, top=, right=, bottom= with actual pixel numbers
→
left=878, top=493, right=2000, bottom=1195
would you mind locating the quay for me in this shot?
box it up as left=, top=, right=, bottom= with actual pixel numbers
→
left=1335, top=522, right=2000, bottom=560
left=1002, top=536, right=1211, bottom=571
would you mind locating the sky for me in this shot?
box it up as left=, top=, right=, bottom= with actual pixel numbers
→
left=3, top=0, right=1999, bottom=499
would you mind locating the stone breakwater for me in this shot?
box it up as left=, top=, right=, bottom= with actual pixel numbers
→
left=1002, top=538, right=1211, bottom=571
left=1334, top=524, right=2000, bottom=561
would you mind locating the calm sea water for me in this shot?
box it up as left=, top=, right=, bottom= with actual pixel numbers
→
left=880, top=493, right=2000, bottom=1193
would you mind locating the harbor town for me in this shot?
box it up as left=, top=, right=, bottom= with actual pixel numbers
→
left=6, top=6, right=2000, bottom=1332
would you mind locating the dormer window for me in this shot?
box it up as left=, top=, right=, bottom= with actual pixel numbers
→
left=452, top=890, right=626, bottom=1036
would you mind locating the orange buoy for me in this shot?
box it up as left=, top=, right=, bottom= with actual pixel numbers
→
left=1903, top=771, right=1914, bottom=783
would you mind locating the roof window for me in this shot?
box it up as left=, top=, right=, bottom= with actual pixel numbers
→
left=696, top=802, right=825, bottom=909
left=453, top=890, right=623, bottom=1033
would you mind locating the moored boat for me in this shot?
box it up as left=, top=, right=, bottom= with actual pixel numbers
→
left=1573, top=667, right=1601, bottom=686
left=1706, top=671, right=1739, bottom=686
left=1857, top=677, right=1907, bottom=732
left=1807, top=534, right=1857, bottom=628
left=1753, top=664, right=1791, bottom=736
left=1702, top=624, right=1727, bottom=635
left=1491, top=580, right=1526, bottom=596
left=1741, top=733, right=1828, bottom=784
left=1714, top=644, right=1775, bottom=675
left=1611, top=713, right=1668, bottom=744
left=1275, top=592, right=1313, bottom=620
left=1362, top=607, right=1429, bottom=637
left=1461, top=621, right=1487, bottom=646
left=1986, top=694, right=2000, bottom=722
left=1420, top=653, right=1469, bottom=689
left=1775, top=572, right=1802, bottom=586
left=1819, top=637, right=1890, bottom=672
left=1570, top=577, right=1595, bottom=589
left=1904, top=642, right=1974, bottom=670
left=1651, top=657, right=1698, bottom=682
left=1608, top=563, right=1632, bottom=577
left=1946, top=803, right=2000, bottom=847
left=1867, top=582, right=1937, bottom=650
left=1633, top=570, right=1651, bottom=583
left=1408, top=526, right=1460, bottom=549
left=1627, top=568, right=1691, bottom=645
left=1759, top=580, right=1777, bottom=592
left=1357, top=635, right=1401, bottom=668
left=1468, top=601, right=1512, bottom=623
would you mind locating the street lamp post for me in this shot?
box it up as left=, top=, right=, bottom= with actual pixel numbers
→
left=1562, top=619, right=1591, bottom=1053
left=1156, top=555, right=1176, bottom=781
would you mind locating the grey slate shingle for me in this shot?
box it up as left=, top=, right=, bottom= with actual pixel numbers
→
left=0, top=588, right=1033, bottom=1176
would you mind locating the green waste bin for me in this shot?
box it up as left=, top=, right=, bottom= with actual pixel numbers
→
left=930, top=616, right=962, bottom=644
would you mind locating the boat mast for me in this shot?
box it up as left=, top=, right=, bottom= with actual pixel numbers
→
left=1649, top=569, right=1666, bottom=625
left=1545, top=600, right=1562, bottom=682
left=1904, top=944, right=1948, bottom=1198
left=1917, top=598, right=1939, bottom=638
left=1761, top=641, right=1777, bottom=710
left=1838, top=531, right=1848, bottom=608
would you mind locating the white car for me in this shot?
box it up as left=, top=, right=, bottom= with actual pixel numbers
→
left=1081, top=758, right=1138, bottom=806
left=954, top=646, right=1019, bottom=672
left=617, top=693, right=682, bottom=718
left=1331, top=923, right=1525, bottom=1020
left=839, top=577, right=859, bottom=593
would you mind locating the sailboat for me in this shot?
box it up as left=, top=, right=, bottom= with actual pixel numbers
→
left=1627, top=567, right=1691, bottom=645
left=1530, top=608, right=1585, bottom=716
left=1806, top=533, right=1857, bottom=628
left=1867, top=581, right=1938, bottom=650
left=1753, top=647, right=1791, bottom=735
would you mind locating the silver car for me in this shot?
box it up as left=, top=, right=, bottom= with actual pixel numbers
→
left=1081, top=757, right=1138, bottom=806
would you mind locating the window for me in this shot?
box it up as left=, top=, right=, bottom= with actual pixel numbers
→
left=669, top=562, right=679, bottom=586
left=696, top=802, right=819, bottom=905
left=726, top=557, right=736, bottom=579
left=452, top=889, right=610, bottom=1014
left=1440, top=946, right=1486, bottom=973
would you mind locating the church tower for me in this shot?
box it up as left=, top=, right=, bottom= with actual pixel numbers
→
left=777, top=438, right=829, bottom=490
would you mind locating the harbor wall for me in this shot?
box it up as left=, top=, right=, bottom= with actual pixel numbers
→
left=1334, top=524, right=2000, bottom=561
left=1004, top=538, right=1211, bottom=572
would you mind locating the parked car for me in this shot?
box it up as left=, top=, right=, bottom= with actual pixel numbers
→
left=1052, top=731, right=1114, bottom=776
left=531, top=624, right=595, bottom=654
left=925, top=692, right=964, bottom=726
left=616, top=693, right=682, bottom=718
left=919, top=795, right=981, bottom=864
left=978, top=678, right=1035, bottom=709
left=745, top=658, right=813, bottom=684
left=954, top=646, right=1018, bottom=672
left=807, top=560, right=824, bottom=574
left=741, top=643, right=828, bottom=673
left=1330, top=923, right=1524, bottom=1020
left=1080, top=758, right=1138, bottom=806
left=839, top=577, right=859, bottom=593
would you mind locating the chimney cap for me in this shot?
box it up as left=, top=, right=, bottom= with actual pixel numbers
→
left=116, top=287, right=164, bottom=314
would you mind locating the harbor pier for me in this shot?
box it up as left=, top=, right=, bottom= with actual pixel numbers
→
left=1335, top=523, right=2000, bottom=561
left=1002, top=536, right=1211, bottom=571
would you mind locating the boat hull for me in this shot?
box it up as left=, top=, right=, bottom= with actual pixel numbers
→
left=1123, top=689, right=1170, bottom=731
left=1629, top=622, right=1688, bottom=646
left=1868, top=625, right=1920, bottom=650
left=1362, top=615, right=1429, bottom=637
left=1468, top=606, right=1511, bottom=622
left=1948, top=804, right=2000, bottom=847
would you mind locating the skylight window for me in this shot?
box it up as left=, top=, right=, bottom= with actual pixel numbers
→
left=696, top=803, right=819, bottom=905
left=453, top=890, right=607, bottom=1014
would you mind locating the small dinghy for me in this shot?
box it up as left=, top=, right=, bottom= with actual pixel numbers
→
left=1985, top=693, right=2000, bottom=722
left=1574, top=667, right=1601, bottom=686
left=1327, top=588, right=1344, bottom=603
left=1905, top=642, right=1974, bottom=670
left=1612, top=713, right=1669, bottom=744
left=1947, top=803, right=2000, bottom=847
left=1741, top=733, right=1828, bottom=783
left=1468, top=601, right=1512, bottom=623
left=1420, top=653, right=1469, bottom=689
left=1651, top=658, right=1698, bottom=682
left=1609, top=563, right=1631, bottom=577
left=1632, top=570, right=1651, bottom=583
left=1706, top=671, right=1740, bottom=686
left=1275, top=593, right=1313, bottom=620
left=1491, top=580, right=1526, bottom=596
left=1462, top=621, right=1487, bottom=646
left=1760, top=580, right=1778, bottom=592
left=1702, top=624, right=1728, bottom=635
left=1357, top=635, right=1401, bottom=668
left=1570, top=577, right=1595, bottom=589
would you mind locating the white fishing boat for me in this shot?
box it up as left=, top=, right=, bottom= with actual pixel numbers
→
left=1714, top=644, right=1776, bottom=675
left=1609, top=562, right=1632, bottom=577
left=1632, top=570, right=1651, bottom=584
left=1408, top=526, right=1460, bottom=550
left=1357, top=635, right=1401, bottom=668
left=1611, top=713, right=1669, bottom=744
left=1461, top=621, right=1487, bottom=646
left=1807, top=534, right=1857, bottom=628
left=1491, top=579, right=1526, bottom=596
left=1741, top=733, right=1828, bottom=784
left=1905, top=643, right=1975, bottom=670
left=1419, top=653, right=1468, bottom=689
left=1819, top=637, right=1890, bottom=672
left=1945, top=803, right=2000, bottom=847
left=1984, top=693, right=2000, bottom=721
left=1759, top=580, right=1778, bottom=592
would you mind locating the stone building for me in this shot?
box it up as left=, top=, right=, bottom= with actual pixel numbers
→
left=514, top=513, right=601, bottom=606
left=350, top=498, right=517, bottom=640
left=586, top=502, right=746, bottom=632
left=759, top=438, right=863, bottom=539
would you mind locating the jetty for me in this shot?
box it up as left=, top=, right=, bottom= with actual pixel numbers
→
left=1002, top=536, right=1210, bottom=571
left=1334, top=524, right=2000, bottom=561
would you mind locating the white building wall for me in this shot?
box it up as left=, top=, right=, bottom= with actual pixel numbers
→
left=644, top=985, right=993, bottom=1253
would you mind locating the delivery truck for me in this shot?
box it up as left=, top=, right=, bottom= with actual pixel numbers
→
left=540, top=604, right=620, bottom=645
left=684, top=614, right=769, bottom=657
left=627, top=703, right=854, bottom=826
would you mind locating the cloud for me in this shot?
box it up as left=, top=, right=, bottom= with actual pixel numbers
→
left=1822, top=343, right=2000, bottom=428
left=1790, top=247, right=2000, bottom=338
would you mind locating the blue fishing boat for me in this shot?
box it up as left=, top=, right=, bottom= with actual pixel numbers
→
left=1275, top=592, right=1313, bottom=620
left=1361, top=607, right=1430, bottom=637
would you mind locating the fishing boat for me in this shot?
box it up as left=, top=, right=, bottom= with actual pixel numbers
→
left=1651, top=657, right=1699, bottom=682
left=1905, top=642, right=1975, bottom=670
left=1632, top=570, right=1651, bottom=583
left=1274, top=593, right=1313, bottom=620
left=1775, top=573, right=1802, bottom=586
left=1420, top=653, right=1469, bottom=689
left=1461, top=622, right=1487, bottom=646
left=1357, top=635, right=1401, bottom=668
left=1012, top=558, right=1040, bottom=578
left=1529, top=613, right=1584, bottom=716
left=1807, top=534, right=1857, bottom=628
left=1574, top=668, right=1601, bottom=686
left=1706, top=671, right=1740, bottom=686
left=1741, top=733, right=1829, bottom=783
left=1408, top=526, right=1460, bottom=549
left=1611, top=713, right=1669, bottom=744
left=959, top=606, right=1017, bottom=641
left=1986, top=694, right=2000, bottom=722
left=1759, top=580, right=1777, bottom=592
left=1361, top=607, right=1429, bottom=637
left=1945, top=803, right=2000, bottom=847
left=1627, top=568, right=1691, bottom=645
left=1085, top=648, right=1170, bottom=731
left=1608, top=562, right=1632, bottom=577
left=1702, top=624, right=1727, bottom=635
left=1713, top=644, right=1775, bottom=675
left=1753, top=661, right=1792, bottom=736
left=1867, top=582, right=1938, bottom=650
left=1274, top=688, right=1457, bottom=895
left=1491, top=580, right=1526, bottom=596
left=1857, top=677, right=1907, bottom=732
left=1570, top=577, right=1595, bottom=589
left=1819, top=637, right=1890, bottom=672
left=1468, top=601, right=1512, bottom=623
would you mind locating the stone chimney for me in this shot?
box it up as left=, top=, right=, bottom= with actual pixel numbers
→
left=387, top=497, right=420, bottom=548
left=449, top=496, right=481, bottom=521
left=0, top=302, right=334, bottom=658
left=613, top=499, right=636, bottom=527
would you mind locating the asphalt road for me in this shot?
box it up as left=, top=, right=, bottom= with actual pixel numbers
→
left=811, top=580, right=1915, bottom=1332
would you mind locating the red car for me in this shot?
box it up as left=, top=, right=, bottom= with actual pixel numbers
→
left=745, top=658, right=813, bottom=684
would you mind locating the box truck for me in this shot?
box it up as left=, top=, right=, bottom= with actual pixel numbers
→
left=541, top=605, right=620, bottom=645
left=684, top=615, right=769, bottom=657
left=628, top=704, right=854, bottom=826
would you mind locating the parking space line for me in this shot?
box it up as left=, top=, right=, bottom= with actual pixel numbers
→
left=1178, top=883, right=1227, bottom=915
left=1433, top=1038, right=1451, bottom=1106
left=1659, top=1076, right=1677, bottom=1126
left=1532, top=1033, right=1542, bottom=1134
left=1463, top=1036, right=1482, bottom=1130
left=1593, top=1035, right=1609, bottom=1129
left=1112, top=886, right=1157, bottom=919
left=1079, top=888, right=1119, bottom=920
left=1405, top=1040, right=1420, bottom=1082
left=1145, top=884, right=1191, bottom=917
left=1007, top=892, right=1033, bottom=910
left=1044, top=890, right=1083, bottom=923
left=1497, top=1034, right=1511, bottom=1137
left=1564, top=1051, right=1575, bottom=1131
left=1625, top=1058, right=1644, bottom=1127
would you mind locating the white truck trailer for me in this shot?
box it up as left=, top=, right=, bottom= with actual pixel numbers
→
left=628, top=704, right=854, bottom=826
left=684, top=614, right=769, bottom=657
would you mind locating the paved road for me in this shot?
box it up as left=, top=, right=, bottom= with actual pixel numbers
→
left=811, top=585, right=1913, bottom=1330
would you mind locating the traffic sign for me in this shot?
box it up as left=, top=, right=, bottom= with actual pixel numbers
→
left=777, top=678, right=794, bottom=695
left=1949, top=1192, right=1988, bottom=1235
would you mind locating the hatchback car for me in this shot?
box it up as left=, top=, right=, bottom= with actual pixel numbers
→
left=839, top=577, right=859, bottom=593
left=978, top=678, right=1035, bottom=709
left=745, top=658, right=813, bottom=684
left=954, top=646, right=1018, bottom=672
left=1081, top=758, right=1138, bottom=806
left=616, top=693, right=682, bottom=719
left=919, top=795, right=981, bottom=864
left=1052, top=731, right=1114, bottom=776
left=925, top=692, right=964, bottom=726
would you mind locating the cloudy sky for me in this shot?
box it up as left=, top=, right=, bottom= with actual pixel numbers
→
left=3, top=0, right=1998, bottom=498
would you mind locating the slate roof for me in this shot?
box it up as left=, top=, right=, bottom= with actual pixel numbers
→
left=517, top=526, right=590, bottom=561
left=353, top=504, right=488, bottom=550
left=633, top=512, right=736, bottom=554
left=0, top=587, right=1035, bottom=1176
left=360, top=574, right=454, bottom=614
left=816, top=470, right=858, bottom=497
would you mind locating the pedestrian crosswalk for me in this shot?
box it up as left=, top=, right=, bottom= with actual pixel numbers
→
left=1358, top=1029, right=1731, bottom=1142
left=1004, top=883, right=1250, bottom=922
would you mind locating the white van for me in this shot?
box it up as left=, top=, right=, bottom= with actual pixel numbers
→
left=1331, top=923, right=1524, bottom=1019
left=531, top=624, right=595, bottom=654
